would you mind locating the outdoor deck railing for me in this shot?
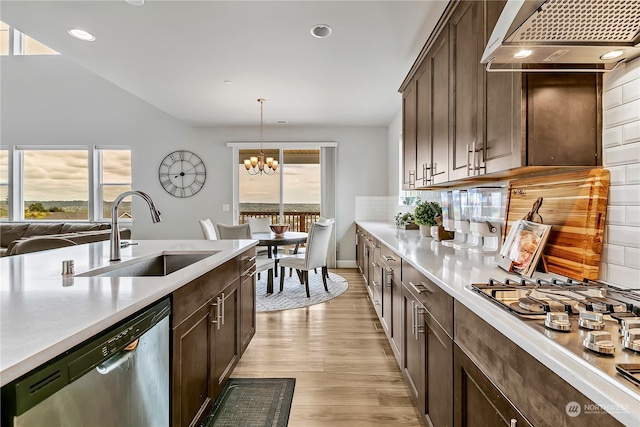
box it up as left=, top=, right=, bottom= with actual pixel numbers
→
left=239, top=211, right=320, bottom=233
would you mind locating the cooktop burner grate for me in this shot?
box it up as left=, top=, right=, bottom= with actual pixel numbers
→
left=470, top=278, right=638, bottom=317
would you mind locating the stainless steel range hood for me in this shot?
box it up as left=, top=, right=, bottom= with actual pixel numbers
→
left=482, top=0, right=640, bottom=72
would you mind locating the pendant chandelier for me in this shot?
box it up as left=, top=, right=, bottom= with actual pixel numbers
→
left=244, top=98, right=278, bottom=175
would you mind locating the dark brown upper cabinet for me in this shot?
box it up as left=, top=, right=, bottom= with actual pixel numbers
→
left=399, top=0, right=602, bottom=189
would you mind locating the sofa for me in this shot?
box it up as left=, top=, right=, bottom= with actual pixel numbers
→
left=0, top=222, right=131, bottom=257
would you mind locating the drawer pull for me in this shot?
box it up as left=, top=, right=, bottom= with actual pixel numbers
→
left=408, top=281, right=427, bottom=294
left=419, top=281, right=435, bottom=293
left=382, top=255, right=395, bottom=262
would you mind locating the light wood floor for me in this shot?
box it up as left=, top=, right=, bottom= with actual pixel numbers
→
left=232, top=268, right=425, bottom=427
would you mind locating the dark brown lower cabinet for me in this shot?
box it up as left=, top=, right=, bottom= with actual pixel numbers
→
left=171, top=252, right=252, bottom=427
left=172, top=298, right=215, bottom=427
left=212, top=280, right=240, bottom=397
left=403, top=283, right=453, bottom=427
left=454, top=344, right=531, bottom=427
left=240, top=262, right=256, bottom=353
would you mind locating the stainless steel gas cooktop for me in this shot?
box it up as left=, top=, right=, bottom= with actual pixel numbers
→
left=468, top=278, right=640, bottom=390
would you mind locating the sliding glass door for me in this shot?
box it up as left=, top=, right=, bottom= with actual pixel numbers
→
left=238, top=148, right=320, bottom=232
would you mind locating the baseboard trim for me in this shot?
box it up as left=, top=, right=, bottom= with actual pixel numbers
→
left=337, top=260, right=357, bottom=269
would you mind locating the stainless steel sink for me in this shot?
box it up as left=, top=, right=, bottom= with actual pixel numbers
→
left=77, top=252, right=219, bottom=277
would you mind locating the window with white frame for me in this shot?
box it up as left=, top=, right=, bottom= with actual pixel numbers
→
left=1, top=21, right=58, bottom=56
left=98, top=148, right=132, bottom=220
left=5, top=147, right=132, bottom=222
left=0, top=150, right=8, bottom=219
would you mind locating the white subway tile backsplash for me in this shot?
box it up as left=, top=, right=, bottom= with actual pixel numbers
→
left=606, top=165, right=625, bottom=185
left=606, top=205, right=625, bottom=225
left=604, top=99, right=640, bottom=128
left=603, top=142, right=640, bottom=166
left=602, top=243, right=624, bottom=265
left=627, top=163, right=640, bottom=185
left=602, top=57, right=640, bottom=288
left=607, top=225, right=640, bottom=248
left=627, top=206, right=640, bottom=226
left=603, top=85, right=622, bottom=109
left=608, top=184, right=640, bottom=206
left=603, top=127, right=622, bottom=148
left=624, top=121, right=640, bottom=144
left=607, top=264, right=640, bottom=288
left=623, top=78, right=640, bottom=103
left=604, top=57, right=640, bottom=89
left=626, top=247, right=640, bottom=269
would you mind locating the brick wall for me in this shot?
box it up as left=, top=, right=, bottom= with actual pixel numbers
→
left=601, top=57, right=640, bottom=288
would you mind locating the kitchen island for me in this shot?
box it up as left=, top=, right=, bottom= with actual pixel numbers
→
left=357, top=221, right=639, bottom=427
left=0, top=239, right=257, bottom=388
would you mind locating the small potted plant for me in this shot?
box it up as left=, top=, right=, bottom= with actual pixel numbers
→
left=394, top=212, right=418, bottom=229
left=413, top=201, right=441, bottom=237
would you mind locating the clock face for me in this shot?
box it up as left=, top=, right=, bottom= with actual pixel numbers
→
left=158, top=150, right=206, bottom=198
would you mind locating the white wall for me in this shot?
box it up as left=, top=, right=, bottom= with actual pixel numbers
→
left=1, top=55, right=389, bottom=266
left=601, top=57, right=640, bottom=288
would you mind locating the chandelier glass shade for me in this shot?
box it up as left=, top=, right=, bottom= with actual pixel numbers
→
left=244, top=98, right=278, bottom=175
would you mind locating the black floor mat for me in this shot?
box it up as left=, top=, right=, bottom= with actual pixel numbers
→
left=203, top=378, right=295, bottom=427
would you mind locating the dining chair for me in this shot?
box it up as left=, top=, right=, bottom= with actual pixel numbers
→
left=245, top=216, right=271, bottom=233
left=214, top=223, right=252, bottom=239
left=245, top=216, right=271, bottom=256
left=278, top=219, right=334, bottom=297
left=287, top=217, right=334, bottom=279
left=199, top=218, right=217, bottom=240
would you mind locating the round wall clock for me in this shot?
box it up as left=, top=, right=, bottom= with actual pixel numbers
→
left=158, top=150, right=206, bottom=198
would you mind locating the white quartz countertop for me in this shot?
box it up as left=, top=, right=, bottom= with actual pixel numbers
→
left=0, top=239, right=257, bottom=387
left=357, top=221, right=640, bottom=427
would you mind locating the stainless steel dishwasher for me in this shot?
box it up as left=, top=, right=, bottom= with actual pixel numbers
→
left=1, top=298, right=170, bottom=427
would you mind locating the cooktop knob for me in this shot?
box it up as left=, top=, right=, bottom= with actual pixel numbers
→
left=545, top=312, right=571, bottom=332
left=578, top=311, right=605, bottom=330
left=620, top=318, right=640, bottom=335
left=583, top=331, right=616, bottom=355
left=622, top=328, right=640, bottom=352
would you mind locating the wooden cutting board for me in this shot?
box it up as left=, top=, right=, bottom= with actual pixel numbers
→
left=503, top=168, right=610, bottom=281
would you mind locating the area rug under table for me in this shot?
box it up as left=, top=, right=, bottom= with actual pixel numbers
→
left=203, top=378, right=295, bottom=427
left=256, top=270, right=348, bottom=312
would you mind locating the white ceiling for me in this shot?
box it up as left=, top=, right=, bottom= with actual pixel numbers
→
left=1, top=1, right=449, bottom=127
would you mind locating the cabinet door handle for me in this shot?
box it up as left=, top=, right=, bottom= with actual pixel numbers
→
left=510, top=420, right=517, bottom=427
left=411, top=300, right=416, bottom=338
left=472, top=141, right=477, bottom=176
left=221, top=293, right=225, bottom=326
left=384, top=268, right=393, bottom=288
left=466, top=143, right=471, bottom=176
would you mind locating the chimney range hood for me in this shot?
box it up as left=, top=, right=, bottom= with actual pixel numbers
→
left=482, top=0, right=640, bottom=72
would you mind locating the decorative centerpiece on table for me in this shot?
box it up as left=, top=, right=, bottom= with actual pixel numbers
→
left=394, top=212, right=418, bottom=230
left=413, top=201, right=440, bottom=237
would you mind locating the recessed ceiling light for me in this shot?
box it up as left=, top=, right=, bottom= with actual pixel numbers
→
left=67, top=28, right=95, bottom=41
left=600, top=50, right=624, bottom=60
left=276, top=120, right=288, bottom=124
left=224, top=80, right=233, bottom=84
left=310, top=24, right=332, bottom=39
left=125, top=0, right=144, bottom=5
left=514, top=49, right=533, bottom=59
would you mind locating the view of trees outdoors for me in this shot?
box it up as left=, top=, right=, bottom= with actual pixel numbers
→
left=1, top=149, right=131, bottom=221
